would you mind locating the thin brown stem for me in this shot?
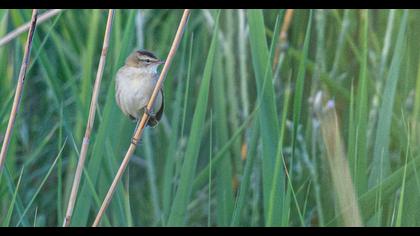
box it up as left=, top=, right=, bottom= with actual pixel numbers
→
left=0, top=9, right=62, bottom=47
left=0, top=9, right=38, bottom=172
left=62, top=9, right=115, bottom=227
left=272, top=9, right=294, bottom=69
left=92, top=9, right=191, bottom=227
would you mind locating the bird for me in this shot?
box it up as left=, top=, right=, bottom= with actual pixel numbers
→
left=115, top=50, right=165, bottom=130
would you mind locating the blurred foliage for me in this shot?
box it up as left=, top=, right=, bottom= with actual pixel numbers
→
left=0, top=9, right=419, bottom=226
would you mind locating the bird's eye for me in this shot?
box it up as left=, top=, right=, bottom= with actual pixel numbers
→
left=146, top=59, right=151, bottom=63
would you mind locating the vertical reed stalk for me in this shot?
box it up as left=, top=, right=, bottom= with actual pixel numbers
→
left=0, top=9, right=38, bottom=172
left=92, top=9, right=191, bottom=227
left=63, top=9, right=115, bottom=227
left=314, top=91, right=362, bottom=226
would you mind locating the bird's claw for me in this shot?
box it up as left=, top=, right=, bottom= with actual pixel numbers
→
left=144, top=107, right=155, bottom=117
left=131, top=137, right=141, bottom=145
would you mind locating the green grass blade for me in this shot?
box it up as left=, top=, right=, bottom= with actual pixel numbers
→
left=247, top=9, right=282, bottom=226
left=213, top=43, right=234, bottom=226
left=230, top=119, right=259, bottom=226
left=144, top=131, right=161, bottom=223
left=348, top=9, right=369, bottom=196
left=268, top=81, right=293, bottom=226
left=2, top=167, right=24, bottom=226
left=291, top=10, right=312, bottom=160
left=208, top=111, right=213, bottom=226
left=369, top=10, right=409, bottom=187
left=192, top=109, right=257, bottom=193
left=327, top=143, right=420, bottom=225
left=395, top=120, right=410, bottom=226
left=71, top=9, right=137, bottom=226
left=16, top=139, right=67, bottom=226
left=166, top=10, right=220, bottom=226
left=161, top=31, right=193, bottom=222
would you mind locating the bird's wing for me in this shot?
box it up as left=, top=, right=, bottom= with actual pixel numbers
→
left=146, top=88, right=164, bottom=127
left=155, top=88, right=164, bottom=122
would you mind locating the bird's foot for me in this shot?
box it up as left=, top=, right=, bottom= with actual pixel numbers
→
left=131, top=137, right=142, bottom=145
left=143, top=107, right=155, bottom=117
left=148, top=117, right=159, bottom=128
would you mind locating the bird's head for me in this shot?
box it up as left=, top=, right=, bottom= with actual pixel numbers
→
left=125, top=50, right=165, bottom=72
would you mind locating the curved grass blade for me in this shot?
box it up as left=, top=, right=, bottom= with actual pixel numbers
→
left=16, top=138, right=67, bottom=226
left=2, top=167, right=24, bottom=226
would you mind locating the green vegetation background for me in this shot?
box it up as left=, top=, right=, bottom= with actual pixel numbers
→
left=0, top=9, right=419, bottom=226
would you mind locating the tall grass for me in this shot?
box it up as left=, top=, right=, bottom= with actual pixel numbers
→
left=0, top=9, right=419, bottom=226
left=0, top=9, right=38, bottom=172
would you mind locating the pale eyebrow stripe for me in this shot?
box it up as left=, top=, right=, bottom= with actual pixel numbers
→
left=138, top=56, right=158, bottom=61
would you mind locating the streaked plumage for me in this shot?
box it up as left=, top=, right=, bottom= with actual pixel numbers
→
left=115, top=50, right=164, bottom=127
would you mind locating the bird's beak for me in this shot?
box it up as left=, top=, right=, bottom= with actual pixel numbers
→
left=156, top=60, right=165, bottom=65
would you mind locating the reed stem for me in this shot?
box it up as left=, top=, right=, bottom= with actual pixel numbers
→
left=92, top=9, right=191, bottom=227
left=272, top=9, right=294, bottom=69
left=0, top=9, right=39, bottom=173
left=0, top=9, right=62, bottom=47
left=62, top=9, right=115, bottom=227
left=314, top=91, right=362, bottom=226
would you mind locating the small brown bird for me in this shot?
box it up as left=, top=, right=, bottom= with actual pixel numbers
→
left=115, top=50, right=165, bottom=128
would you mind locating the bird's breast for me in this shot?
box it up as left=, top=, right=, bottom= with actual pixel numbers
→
left=116, top=67, right=158, bottom=118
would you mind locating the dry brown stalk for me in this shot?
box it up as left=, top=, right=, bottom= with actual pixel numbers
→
left=0, top=9, right=39, bottom=172
left=272, top=9, right=294, bottom=69
left=0, top=9, right=62, bottom=47
left=92, top=9, right=191, bottom=227
left=313, top=91, right=362, bottom=226
left=62, top=9, right=115, bottom=227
